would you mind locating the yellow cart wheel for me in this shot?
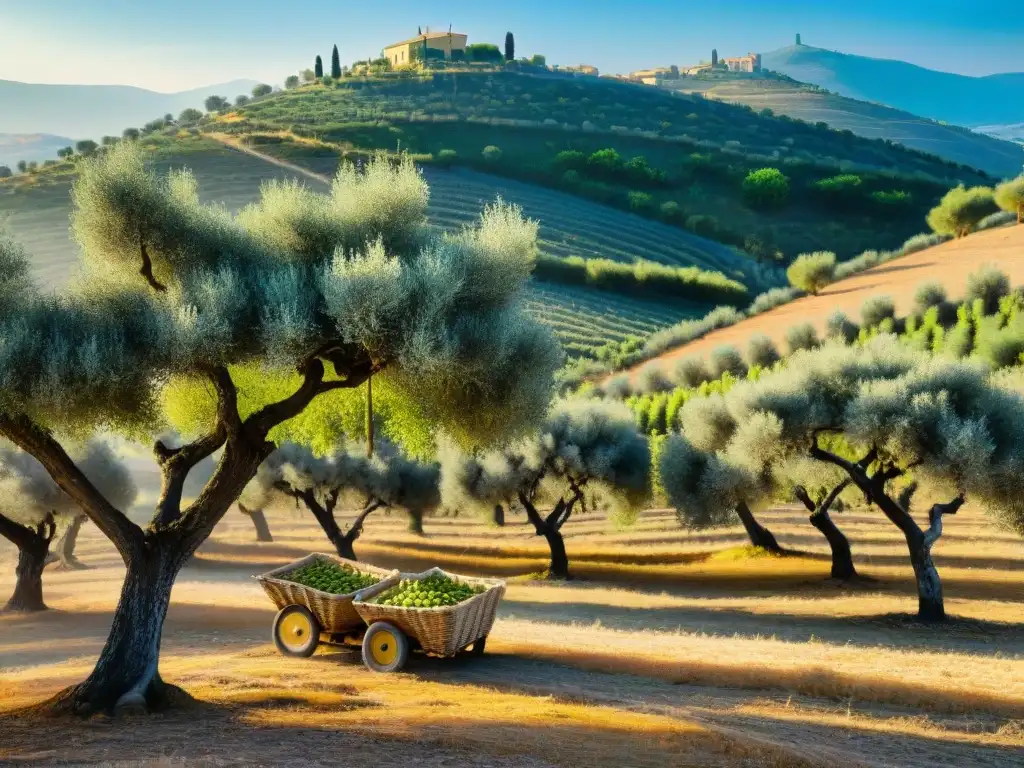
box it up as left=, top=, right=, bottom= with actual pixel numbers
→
left=272, top=604, right=321, bottom=658
left=361, top=621, right=409, bottom=673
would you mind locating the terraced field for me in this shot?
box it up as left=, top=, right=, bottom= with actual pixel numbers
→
left=526, top=284, right=703, bottom=357
left=0, top=144, right=716, bottom=356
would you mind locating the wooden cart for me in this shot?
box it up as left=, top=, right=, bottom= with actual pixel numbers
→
left=255, top=556, right=505, bottom=673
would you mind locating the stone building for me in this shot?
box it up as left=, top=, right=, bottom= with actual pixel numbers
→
left=384, top=30, right=468, bottom=67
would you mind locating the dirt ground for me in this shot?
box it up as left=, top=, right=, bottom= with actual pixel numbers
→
left=1, top=501, right=1022, bottom=767
left=620, top=224, right=1024, bottom=383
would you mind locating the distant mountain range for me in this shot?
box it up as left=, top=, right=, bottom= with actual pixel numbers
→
left=761, top=45, right=1024, bottom=133
left=0, top=133, right=75, bottom=168
left=0, top=78, right=259, bottom=141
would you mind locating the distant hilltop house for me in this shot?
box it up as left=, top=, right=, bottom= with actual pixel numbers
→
left=723, top=53, right=762, bottom=73
left=557, top=64, right=600, bottom=76
left=630, top=65, right=679, bottom=85
left=383, top=30, right=468, bottom=67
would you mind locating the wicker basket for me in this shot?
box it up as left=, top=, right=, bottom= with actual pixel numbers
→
left=352, top=567, right=506, bottom=657
left=254, top=553, right=398, bottom=634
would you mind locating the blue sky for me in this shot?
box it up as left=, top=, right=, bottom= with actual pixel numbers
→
left=1, top=0, right=1022, bottom=91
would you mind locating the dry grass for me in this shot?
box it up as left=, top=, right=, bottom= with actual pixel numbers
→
left=1, top=502, right=1021, bottom=766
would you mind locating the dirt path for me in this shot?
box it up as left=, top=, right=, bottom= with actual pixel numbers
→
left=617, top=224, right=1024, bottom=382
left=209, top=133, right=333, bottom=187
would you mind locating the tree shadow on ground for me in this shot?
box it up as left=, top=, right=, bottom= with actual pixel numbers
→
left=499, top=597, right=1024, bottom=656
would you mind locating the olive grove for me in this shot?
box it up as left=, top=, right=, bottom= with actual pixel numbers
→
left=441, top=399, right=650, bottom=579
left=660, top=336, right=1024, bottom=620
left=0, top=144, right=561, bottom=714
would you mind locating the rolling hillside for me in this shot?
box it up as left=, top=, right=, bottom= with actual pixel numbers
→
left=0, top=78, right=259, bottom=139
left=615, top=224, right=1024, bottom=382
left=659, top=74, right=1024, bottom=178
left=215, top=70, right=992, bottom=260
left=0, top=140, right=720, bottom=359
left=761, top=45, right=1024, bottom=130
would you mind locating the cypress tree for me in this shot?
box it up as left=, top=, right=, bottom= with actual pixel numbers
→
left=331, top=44, right=342, bottom=78
left=314, top=55, right=323, bottom=79
left=505, top=32, right=515, bottom=62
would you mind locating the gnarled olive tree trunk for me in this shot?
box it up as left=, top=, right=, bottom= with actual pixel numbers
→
left=284, top=486, right=380, bottom=562
left=735, top=502, right=782, bottom=553
left=237, top=503, right=273, bottom=542
left=518, top=491, right=578, bottom=580
left=794, top=482, right=856, bottom=579
left=0, top=513, right=55, bottom=613
left=46, top=513, right=89, bottom=570
left=811, top=441, right=964, bottom=620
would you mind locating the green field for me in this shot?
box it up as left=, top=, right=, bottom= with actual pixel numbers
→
left=0, top=142, right=715, bottom=357
left=659, top=73, right=1024, bottom=178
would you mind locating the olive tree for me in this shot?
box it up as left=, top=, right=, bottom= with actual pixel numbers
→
left=707, top=336, right=1024, bottom=620
left=994, top=175, right=1024, bottom=224
left=0, top=440, right=136, bottom=611
left=241, top=441, right=439, bottom=559
left=671, top=395, right=782, bottom=551
left=778, top=456, right=857, bottom=579
left=0, top=145, right=560, bottom=714
left=441, top=399, right=650, bottom=579
left=927, top=185, right=999, bottom=239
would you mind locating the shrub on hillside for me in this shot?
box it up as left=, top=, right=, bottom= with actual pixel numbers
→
left=749, top=286, right=804, bottom=314
left=994, top=176, right=1024, bottom=223
left=0, top=166, right=11, bottom=179
left=659, top=201, right=684, bottom=223
left=553, top=150, right=587, bottom=170
left=533, top=254, right=747, bottom=305
left=927, top=185, right=998, bottom=238
left=812, top=173, right=862, bottom=203
left=742, top=168, right=790, bottom=210
left=825, top=311, right=859, bottom=344
left=637, top=365, right=673, bottom=394
left=435, top=149, right=458, bottom=167
left=785, top=322, right=819, bottom=354
left=786, top=251, right=836, bottom=295
left=710, top=346, right=746, bottom=378
left=482, top=145, right=503, bottom=162
left=871, top=189, right=913, bottom=209
left=965, top=265, right=1011, bottom=315
left=746, top=335, right=780, bottom=368
left=628, top=190, right=654, bottom=212
left=902, top=232, right=948, bottom=254
left=252, top=83, right=273, bottom=98
left=605, top=375, right=632, bottom=399
left=913, top=282, right=947, bottom=314
left=674, top=356, right=713, bottom=388
left=977, top=211, right=1018, bottom=231
left=860, top=295, right=896, bottom=328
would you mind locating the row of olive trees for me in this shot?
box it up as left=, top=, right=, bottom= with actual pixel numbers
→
left=0, top=143, right=562, bottom=715
left=659, top=336, right=1024, bottom=621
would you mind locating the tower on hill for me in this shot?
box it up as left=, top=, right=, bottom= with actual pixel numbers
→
left=796, top=33, right=802, bottom=46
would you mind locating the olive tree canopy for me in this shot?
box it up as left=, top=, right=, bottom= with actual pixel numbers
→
left=0, top=143, right=561, bottom=714
left=441, top=399, right=650, bottom=578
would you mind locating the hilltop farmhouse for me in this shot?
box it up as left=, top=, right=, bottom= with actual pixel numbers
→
left=384, top=30, right=468, bottom=67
